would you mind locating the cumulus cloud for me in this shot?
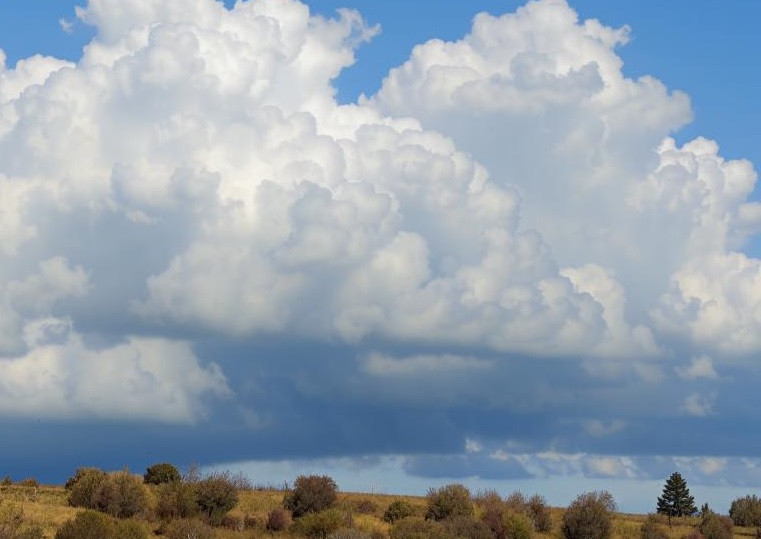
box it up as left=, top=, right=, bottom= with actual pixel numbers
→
left=0, top=0, right=759, bottom=490
left=0, top=318, right=230, bottom=422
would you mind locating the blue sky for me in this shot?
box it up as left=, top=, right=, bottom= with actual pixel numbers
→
left=0, top=0, right=760, bottom=514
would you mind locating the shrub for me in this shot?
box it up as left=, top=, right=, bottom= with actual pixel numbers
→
left=443, top=515, right=492, bottom=539
left=352, top=498, right=378, bottom=515
left=383, top=500, right=415, bottom=523
left=527, top=493, right=553, bottom=532
left=17, top=479, right=38, bottom=489
left=328, top=530, right=372, bottom=539
left=144, top=463, right=181, bottom=485
left=284, top=475, right=338, bottom=518
left=164, top=519, right=216, bottom=539
left=425, top=484, right=473, bottom=521
left=504, top=491, right=527, bottom=512
left=291, top=509, right=344, bottom=538
left=266, top=507, right=292, bottom=532
left=561, top=491, right=616, bottom=539
left=114, top=520, right=149, bottom=539
left=698, top=511, right=732, bottom=539
left=730, top=495, right=761, bottom=527
left=95, top=471, right=149, bottom=518
left=389, top=517, right=453, bottom=539
left=65, top=468, right=108, bottom=509
left=502, top=512, right=533, bottom=539
left=221, top=514, right=243, bottom=531
left=55, top=510, right=115, bottom=539
left=156, top=479, right=199, bottom=520
left=0, top=477, right=11, bottom=487
left=640, top=514, right=667, bottom=539
left=194, top=473, right=239, bottom=525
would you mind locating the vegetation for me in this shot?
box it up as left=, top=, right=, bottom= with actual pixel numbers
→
left=284, top=475, right=339, bottom=518
left=143, top=463, right=181, bottom=485
left=6, top=463, right=761, bottom=538
left=729, top=494, right=761, bottom=526
left=656, top=472, right=697, bottom=518
left=561, top=491, right=616, bottom=539
left=424, top=483, right=473, bottom=521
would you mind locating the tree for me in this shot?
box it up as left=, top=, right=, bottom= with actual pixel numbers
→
left=425, top=484, right=473, bottom=521
left=656, top=472, right=697, bottom=520
left=561, top=491, right=616, bottom=539
left=143, top=463, right=181, bottom=485
left=284, top=475, right=338, bottom=518
left=729, top=495, right=761, bottom=527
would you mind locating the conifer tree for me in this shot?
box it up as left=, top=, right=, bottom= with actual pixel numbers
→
left=656, top=472, right=697, bottom=521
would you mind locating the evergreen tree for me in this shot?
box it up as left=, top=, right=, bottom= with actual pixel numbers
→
left=656, top=472, right=697, bottom=520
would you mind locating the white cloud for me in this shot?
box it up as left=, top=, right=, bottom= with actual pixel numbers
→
left=363, top=352, right=493, bottom=377
left=681, top=392, right=715, bottom=417
left=676, top=355, right=719, bottom=380
left=0, top=318, right=230, bottom=422
left=0, top=0, right=759, bottom=424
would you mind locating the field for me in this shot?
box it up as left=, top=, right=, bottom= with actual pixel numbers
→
left=0, top=481, right=758, bottom=538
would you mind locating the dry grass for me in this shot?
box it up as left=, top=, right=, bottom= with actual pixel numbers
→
left=2, top=482, right=757, bottom=538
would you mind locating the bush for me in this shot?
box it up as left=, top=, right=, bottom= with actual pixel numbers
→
left=328, top=530, right=372, bottom=539
left=389, top=517, right=453, bottom=539
left=114, top=520, right=149, bottom=539
left=65, top=468, right=108, bottom=509
left=640, top=514, right=667, bottom=539
left=164, top=519, right=215, bottom=539
left=144, top=463, right=181, bottom=485
left=284, top=475, right=338, bottom=518
left=94, top=471, right=149, bottom=518
left=443, top=515, right=492, bottom=539
left=730, top=495, right=761, bottom=527
left=194, top=473, right=239, bottom=525
left=266, top=507, right=292, bottom=532
left=352, top=498, right=378, bottom=515
left=561, top=491, right=616, bottom=539
left=502, top=512, right=533, bottom=539
left=156, top=479, right=199, bottom=520
left=698, top=512, right=732, bottom=539
left=425, top=484, right=473, bottom=521
left=527, top=494, right=552, bottom=532
left=504, top=491, right=527, bottom=511
left=16, top=479, right=38, bottom=489
left=383, top=500, right=415, bottom=523
left=291, top=509, right=344, bottom=538
left=55, top=510, right=115, bottom=539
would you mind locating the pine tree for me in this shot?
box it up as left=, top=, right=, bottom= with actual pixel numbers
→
left=656, top=472, right=697, bottom=522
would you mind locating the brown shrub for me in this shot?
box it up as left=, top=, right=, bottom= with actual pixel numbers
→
left=284, top=475, right=338, bottom=518
left=266, top=507, right=292, bottom=532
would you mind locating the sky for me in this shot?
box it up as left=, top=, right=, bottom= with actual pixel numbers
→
left=0, top=0, right=760, bottom=514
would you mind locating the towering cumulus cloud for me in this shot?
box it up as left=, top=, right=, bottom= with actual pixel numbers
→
left=0, top=0, right=759, bottom=491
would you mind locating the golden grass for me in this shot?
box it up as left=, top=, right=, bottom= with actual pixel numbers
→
left=1, top=482, right=756, bottom=538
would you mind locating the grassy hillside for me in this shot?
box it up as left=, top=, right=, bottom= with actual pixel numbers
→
left=0, top=480, right=758, bottom=538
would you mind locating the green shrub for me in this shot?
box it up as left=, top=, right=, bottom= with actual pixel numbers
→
left=266, top=507, right=292, bottom=531
left=94, top=471, right=149, bottom=518
left=729, top=495, right=761, bottom=527
left=143, top=463, right=181, bottom=485
left=65, top=468, right=108, bottom=509
left=383, top=500, right=415, bottom=523
left=698, top=511, right=732, bottom=539
left=55, top=510, right=115, bottom=539
left=425, top=484, right=473, bottom=521
left=527, top=493, right=553, bottom=532
left=640, top=514, right=668, bottom=539
left=194, top=473, right=239, bottom=525
left=284, top=475, right=338, bottom=518
left=561, top=491, right=616, bottom=539
left=164, top=518, right=216, bottom=539
left=156, top=479, right=199, bottom=520
left=503, top=512, right=534, bottom=539
left=291, top=509, right=344, bottom=538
